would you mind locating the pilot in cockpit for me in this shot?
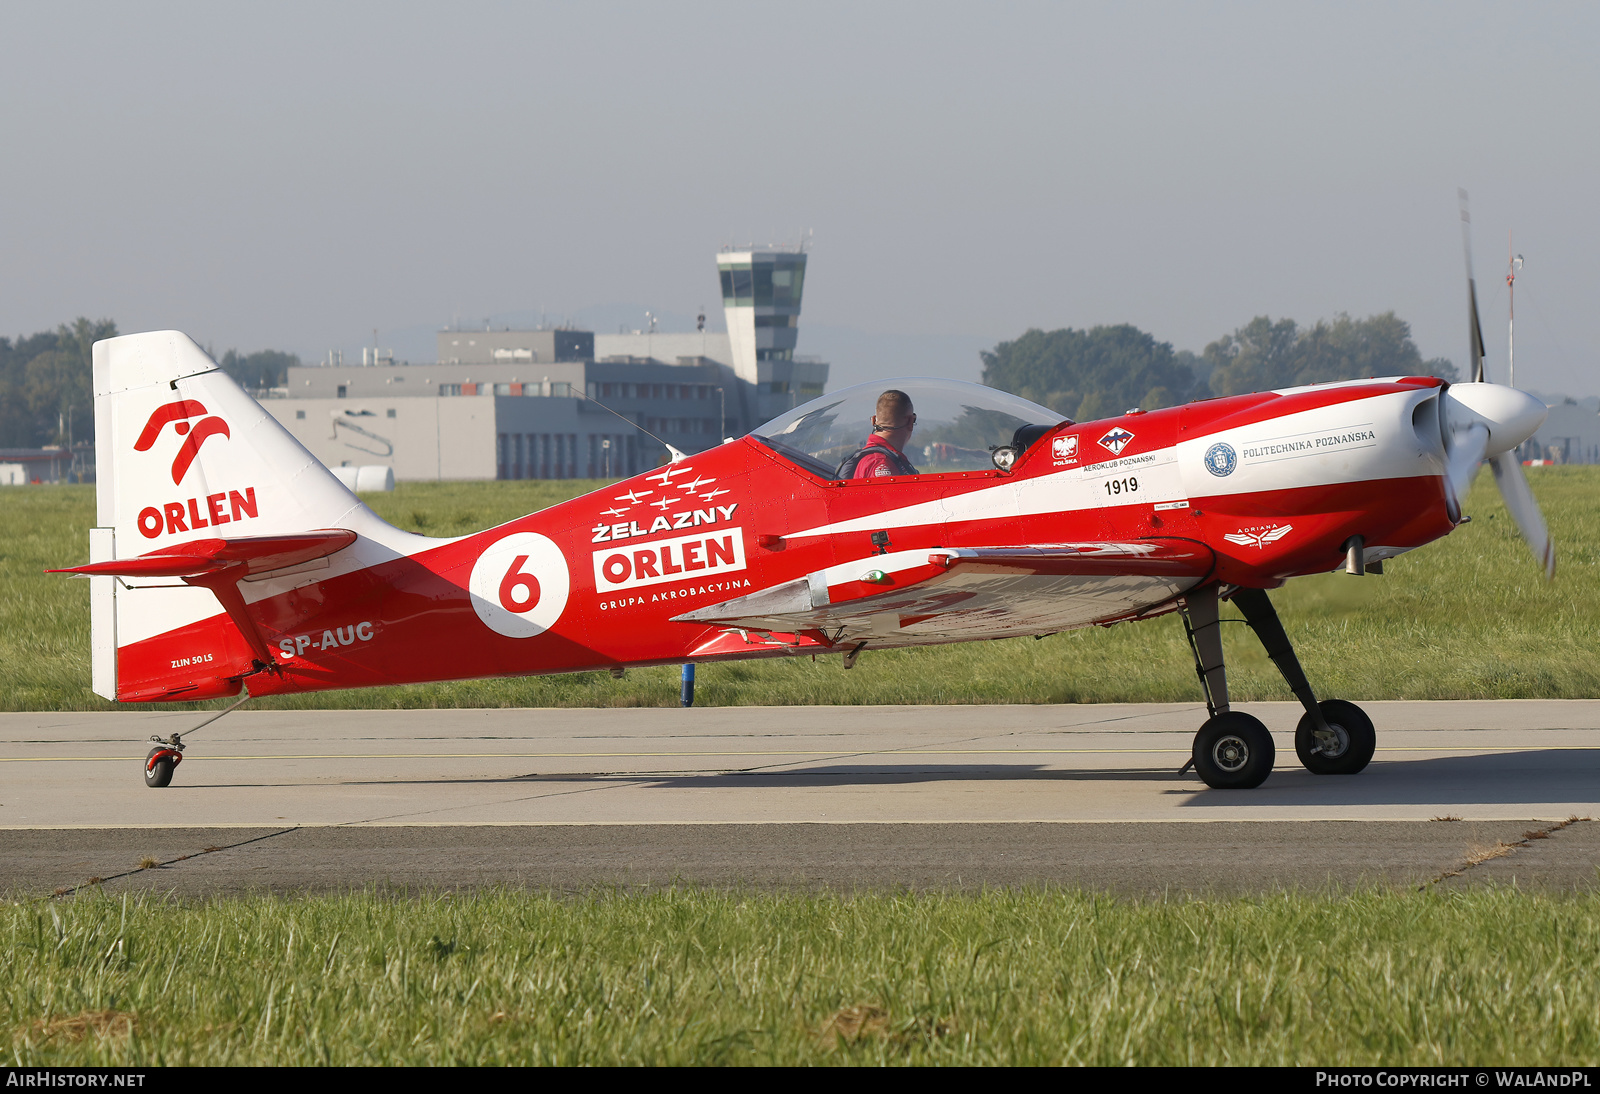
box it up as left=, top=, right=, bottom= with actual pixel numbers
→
left=837, top=389, right=921, bottom=480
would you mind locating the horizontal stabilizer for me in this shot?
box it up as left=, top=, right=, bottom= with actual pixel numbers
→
left=52, top=529, right=359, bottom=673
left=50, top=529, right=358, bottom=579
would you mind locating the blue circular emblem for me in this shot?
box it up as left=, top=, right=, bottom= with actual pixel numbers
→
left=1204, top=442, right=1237, bottom=477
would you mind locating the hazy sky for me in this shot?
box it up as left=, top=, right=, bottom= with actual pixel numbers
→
left=4, top=1, right=1598, bottom=392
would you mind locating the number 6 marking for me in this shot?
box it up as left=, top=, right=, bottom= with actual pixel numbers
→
left=468, top=531, right=570, bottom=639
left=498, top=555, right=541, bottom=612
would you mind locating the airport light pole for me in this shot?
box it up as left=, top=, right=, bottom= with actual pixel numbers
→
left=1507, top=245, right=1523, bottom=389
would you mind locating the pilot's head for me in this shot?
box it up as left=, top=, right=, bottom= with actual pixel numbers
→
left=872, top=390, right=916, bottom=441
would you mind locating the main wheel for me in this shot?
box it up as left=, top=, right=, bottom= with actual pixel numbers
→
left=1192, top=712, right=1276, bottom=789
left=1294, top=699, right=1375, bottom=775
left=145, top=747, right=175, bottom=789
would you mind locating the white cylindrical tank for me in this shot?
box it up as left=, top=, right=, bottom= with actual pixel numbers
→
left=332, top=465, right=395, bottom=493
left=355, top=465, right=395, bottom=493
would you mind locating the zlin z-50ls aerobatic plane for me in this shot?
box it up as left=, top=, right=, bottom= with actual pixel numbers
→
left=55, top=264, right=1554, bottom=792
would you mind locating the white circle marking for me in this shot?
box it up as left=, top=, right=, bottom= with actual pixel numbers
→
left=467, top=531, right=570, bottom=639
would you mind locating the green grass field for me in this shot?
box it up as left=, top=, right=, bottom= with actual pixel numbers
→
left=7, top=886, right=1600, bottom=1066
left=2, top=469, right=1595, bottom=712
left=7, top=481, right=1597, bottom=1067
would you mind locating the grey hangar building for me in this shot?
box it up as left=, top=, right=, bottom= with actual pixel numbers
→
left=263, top=247, right=829, bottom=482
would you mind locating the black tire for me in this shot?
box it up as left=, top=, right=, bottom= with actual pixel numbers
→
left=1294, top=699, right=1375, bottom=775
left=1192, top=712, right=1276, bottom=789
left=145, top=747, right=175, bottom=789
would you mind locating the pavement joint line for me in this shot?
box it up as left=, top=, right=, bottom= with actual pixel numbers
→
left=11, top=727, right=1593, bottom=743
left=1423, top=816, right=1594, bottom=888
left=2, top=746, right=1585, bottom=762
left=8, top=747, right=1204, bottom=755
left=0, top=817, right=1587, bottom=830
left=37, top=826, right=303, bottom=902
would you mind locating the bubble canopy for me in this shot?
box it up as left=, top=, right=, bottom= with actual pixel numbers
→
left=750, top=377, right=1065, bottom=478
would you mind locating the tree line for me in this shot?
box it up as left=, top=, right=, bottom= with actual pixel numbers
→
left=0, top=319, right=299, bottom=448
left=981, top=312, right=1456, bottom=421
left=1, top=310, right=1454, bottom=449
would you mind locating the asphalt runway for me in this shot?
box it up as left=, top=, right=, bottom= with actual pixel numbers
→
left=3, top=701, right=1598, bottom=896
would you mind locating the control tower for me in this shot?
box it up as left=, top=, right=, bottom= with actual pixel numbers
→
left=718, top=246, right=827, bottom=419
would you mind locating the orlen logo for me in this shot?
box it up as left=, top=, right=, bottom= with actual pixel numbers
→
left=135, top=400, right=230, bottom=484
left=132, top=400, right=258, bottom=540
left=593, top=527, right=747, bottom=592
left=137, top=488, right=258, bottom=540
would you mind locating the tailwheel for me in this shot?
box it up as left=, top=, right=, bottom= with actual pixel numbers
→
left=1192, top=712, right=1276, bottom=789
left=144, top=735, right=184, bottom=788
left=1295, top=699, right=1375, bottom=775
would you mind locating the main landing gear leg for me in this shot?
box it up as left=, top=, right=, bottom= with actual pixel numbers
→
left=1179, top=585, right=1275, bottom=789
left=1231, top=587, right=1375, bottom=776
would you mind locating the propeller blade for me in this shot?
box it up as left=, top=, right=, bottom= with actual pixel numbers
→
left=1459, top=188, right=1488, bottom=383
left=1466, top=279, right=1487, bottom=384
left=1445, top=194, right=1550, bottom=579
left=1489, top=451, right=1556, bottom=580
left=1444, top=420, right=1488, bottom=510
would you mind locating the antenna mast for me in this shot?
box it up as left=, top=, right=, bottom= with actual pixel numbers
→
left=1506, top=236, right=1523, bottom=389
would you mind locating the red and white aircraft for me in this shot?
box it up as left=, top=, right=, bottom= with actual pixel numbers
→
left=57, top=301, right=1552, bottom=792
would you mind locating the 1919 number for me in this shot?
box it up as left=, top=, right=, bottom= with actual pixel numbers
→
left=1103, top=476, right=1139, bottom=496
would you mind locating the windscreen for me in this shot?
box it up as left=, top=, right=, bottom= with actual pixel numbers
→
left=752, top=377, right=1064, bottom=476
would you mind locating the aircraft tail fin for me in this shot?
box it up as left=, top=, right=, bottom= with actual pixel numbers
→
left=85, top=331, right=424, bottom=701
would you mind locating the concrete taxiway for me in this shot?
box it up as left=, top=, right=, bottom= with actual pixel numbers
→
left=3, top=701, right=1597, bottom=895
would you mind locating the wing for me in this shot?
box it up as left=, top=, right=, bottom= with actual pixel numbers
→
left=672, top=541, right=1215, bottom=646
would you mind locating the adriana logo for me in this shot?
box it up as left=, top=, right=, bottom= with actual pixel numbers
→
left=1224, top=524, right=1293, bottom=549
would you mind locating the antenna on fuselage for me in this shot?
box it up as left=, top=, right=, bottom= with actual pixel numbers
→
left=576, top=389, right=688, bottom=464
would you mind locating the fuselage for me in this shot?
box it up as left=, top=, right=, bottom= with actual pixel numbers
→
left=111, top=375, right=1458, bottom=701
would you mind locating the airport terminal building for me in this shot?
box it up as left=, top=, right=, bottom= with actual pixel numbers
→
left=263, top=247, right=828, bottom=481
